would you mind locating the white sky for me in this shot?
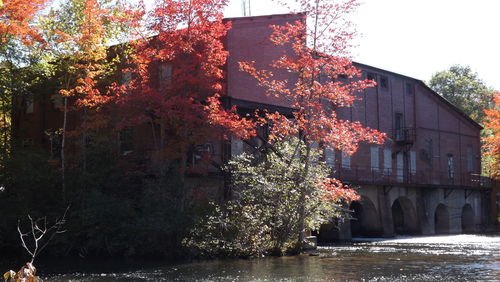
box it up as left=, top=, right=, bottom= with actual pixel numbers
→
left=223, top=0, right=500, bottom=90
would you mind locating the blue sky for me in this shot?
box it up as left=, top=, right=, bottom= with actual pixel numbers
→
left=223, top=0, right=500, bottom=90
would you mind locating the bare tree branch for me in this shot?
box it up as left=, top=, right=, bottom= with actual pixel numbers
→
left=17, top=205, right=70, bottom=264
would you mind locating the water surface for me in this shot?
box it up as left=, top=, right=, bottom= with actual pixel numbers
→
left=31, top=234, right=500, bottom=281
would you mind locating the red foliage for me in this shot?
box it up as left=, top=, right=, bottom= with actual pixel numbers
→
left=484, top=93, right=500, bottom=179
left=53, top=0, right=142, bottom=132
left=0, top=0, right=48, bottom=45
left=318, top=177, right=360, bottom=202
left=119, top=0, right=256, bottom=161
left=208, top=0, right=386, bottom=204
left=213, top=0, right=385, bottom=155
left=206, top=94, right=256, bottom=140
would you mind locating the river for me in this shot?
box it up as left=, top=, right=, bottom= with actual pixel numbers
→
left=12, top=234, right=500, bottom=281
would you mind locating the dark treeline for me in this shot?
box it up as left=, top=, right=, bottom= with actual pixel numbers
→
left=0, top=142, right=211, bottom=261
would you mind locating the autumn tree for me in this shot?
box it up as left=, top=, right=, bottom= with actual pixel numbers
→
left=0, top=0, right=48, bottom=45
left=119, top=0, right=254, bottom=199
left=483, top=93, right=500, bottom=179
left=208, top=0, right=385, bottom=250
left=429, top=65, right=496, bottom=124
left=0, top=0, right=50, bottom=165
left=39, top=0, right=140, bottom=202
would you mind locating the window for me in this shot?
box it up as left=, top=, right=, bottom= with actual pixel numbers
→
left=158, top=64, right=172, bottom=89
left=52, top=94, right=63, bottom=111
left=466, top=145, right=473, bottom=172
left=370, top=146, right=379, bottom=171
left=191, top=143, right=214, bottom=165
left=46, top=131, right=62, bottom=159
left=22, top=138, right=33, bottom=147
left=405, top=82, right=413, bottom=95
left=119, top=128, right=134, bottom=155
left=379, top=76, right=388, bottom=89
left=122, top=72, right=132, bottom=85
left=25, top=98, right=34, bottom=114
left=447, top=154, right=454, bottom=179
left=231, top=137, right=244, bottom=156
left=325, top=148, right=335, bottom=167
left=396, top=152, right=404, bottom=182
left=383, top=148, right=392, bottom=175
left=409, top=151, right=416, bottom=174
left=121, top=72, right=132, bottom=96
left=394, top=113, right=403, bottom=141
left=367, top=72, right=376, bottom=81
left=341, top=152, right=351, bottom=169
left=424, top=138, right=434, bottom=168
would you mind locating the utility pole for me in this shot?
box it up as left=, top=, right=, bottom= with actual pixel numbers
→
left=242, top=0, right=251, bottom=16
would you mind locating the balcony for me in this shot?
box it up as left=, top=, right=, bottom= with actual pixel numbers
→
left=332, top=164, right=492, bottom=190
left=393, top=127, right=416, bottom=145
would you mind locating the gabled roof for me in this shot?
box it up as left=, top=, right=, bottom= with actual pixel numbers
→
left=224, top=12, right=304, bottom=22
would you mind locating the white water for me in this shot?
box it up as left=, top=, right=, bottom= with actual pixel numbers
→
left=353, top=234, right=500, bottom=244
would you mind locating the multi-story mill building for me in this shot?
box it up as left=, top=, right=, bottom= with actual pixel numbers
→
left=223, top=13, right=492, bottom=239
left=15, top=13, right=494, bottom=240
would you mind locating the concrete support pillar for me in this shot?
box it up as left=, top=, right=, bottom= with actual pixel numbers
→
left=378, top=187, right=394, bottom=237
left=419, top=188, right=434, bottom=235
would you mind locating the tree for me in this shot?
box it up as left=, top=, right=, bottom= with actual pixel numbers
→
left=0, top=0, right=50, bottom=168
left=111, top=0, right=257, bottom=251
left=429, top=65, right=496, bottom=123
left=483, top=93, right=500, bottom=179
left=208, top=0, right=385, bottom=250
left=0, top=0, right=49, bottom=45
left=185, top=138, right=359, bottom=257
left=120, top=0, right=255, bottom=194
left=39, top=0, right=139, bottom=202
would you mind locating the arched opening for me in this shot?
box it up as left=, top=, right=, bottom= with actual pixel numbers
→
left=350, top=197, right=382, bottom=238
left=434, top=204, right=450, bottom=234
left=461, top=204, right=475, bottom=233
left=391, top=197, right=419, bottom=235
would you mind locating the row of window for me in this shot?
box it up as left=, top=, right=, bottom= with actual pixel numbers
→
left=335, top=146, right=474, bottom=180
left=325, top=147, right=415, bottom=181
left=232, top=137, right=475, bottom=179
left=366, top=71, right=413, bottom=95
left=24, top=63, right=173, bottom=115
left=24, top=95, right=63, bottom=114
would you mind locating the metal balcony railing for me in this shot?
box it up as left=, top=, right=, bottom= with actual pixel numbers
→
left=331, top=164, right=492, bottom=189
left=393, top=127, right=416, bottom=144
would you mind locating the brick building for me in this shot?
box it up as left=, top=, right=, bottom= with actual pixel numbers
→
left=224, top=14, right=492, bottom=239
left=14, top=13, right=493, bottom=239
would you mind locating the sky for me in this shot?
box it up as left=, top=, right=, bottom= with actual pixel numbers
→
left=223, top=0, right=500, bottom=90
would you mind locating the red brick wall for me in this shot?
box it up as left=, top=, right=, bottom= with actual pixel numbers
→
left=225, top=14, right=300, bottom=108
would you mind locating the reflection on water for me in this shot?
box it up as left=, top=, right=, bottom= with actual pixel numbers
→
left=39, top=235, right=500, bottom=281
